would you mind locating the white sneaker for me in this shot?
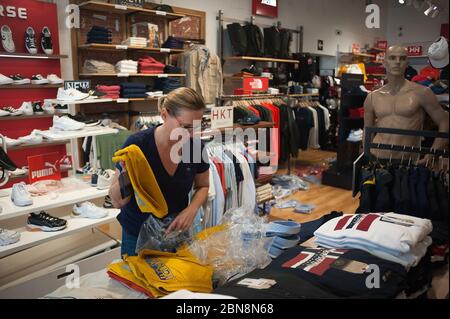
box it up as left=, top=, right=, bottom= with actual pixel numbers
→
left=0, top=73, right=14, bottom=86
left=9, top=167, right=28, bottom=177
left=1, top=25, right=15, bottom=53
left=18, top=130, right=43, bottom=144
left=2, top=107, right=23, bottom=116
left=31, top=74, right=49, bottom=85
left=19, top=102, right=34, bottom=115
left=42, top=100, right=55, bottom=114
left=56, top=88, right=90, bottom=101
left=11, top=182, right=33, bottom=207
left=47, top=74, right=63, bottom=84
left=0, top=109, right=10, bottom=117
left=72, top=202, right=109, bottom=219
left=11, top=74, right=31, bottom=85
left=52, top=115, right=86, bottom=131
left=0, top=135, right=22, bottom=147
left=97, top=169, right=114, bottom=190
left=0, top=228, right=20, bottom=246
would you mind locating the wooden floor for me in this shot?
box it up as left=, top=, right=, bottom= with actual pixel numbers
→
left=269, top=150, right=359, bottom=223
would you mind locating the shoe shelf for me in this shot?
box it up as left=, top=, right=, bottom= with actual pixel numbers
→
left=46, top=98, right=115, bottom=105
left=8, top=167, right=71, bottom=182
left=78, top=43, right=184, bottom=54
left=0, top=84, right=63, bottom=90
left=36, top=127, right=119, bottom=141
left=7, top=140, right=69, bottom=151
left=0, top=177, right=111, bottom=221
left=0, top=114, right=54, bottom=121
left=78, top=73, right=186, bottom=78
left=78, top=1, right=185, bottom=21
left=0, top=209, right=120, bottom=258
left=224, top=56, right=299, bottom=64
left=0, top=52, right=68, bottom=60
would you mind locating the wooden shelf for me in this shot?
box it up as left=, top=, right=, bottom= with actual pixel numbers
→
left=78, top=1, right=185, bottom=20
left=9, top=167, right=71, bottom=182
left=8, top=140, right=68, bottom=151
left=78, top=43, right=184, bottom=54
left=224, top=56, right=299, bottom=64
left=0, top=114, right=54, bottom=121
left=79, top=73, right=186, bottom=77
left=0, top=84, right=63, bottom=90
left=0, top=52, right=68, bottom=59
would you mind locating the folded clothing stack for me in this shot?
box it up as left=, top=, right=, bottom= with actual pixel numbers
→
left=82, top=59, right=115, bottom=74
left=154, top=77, right=181, bottom=94
left=116, top=60, right=138, bottom=74
left=96, top=85, right=120, bottom=99
left=120, top=82, right=148, bottom=98
left=162, top=36, right=184, bottom=49
left=164, top=65, right=182, bottom=74
left=87, top=26, right=112, bottom=44
left=256, top=183, right=272, bottom=203
left=314, top=212, right=433, bottom=269
left=264, top=221, right=301, bottom=259
left=138, top=56, right=165, bottom=74
left=122, top=37, right=147, bottom=48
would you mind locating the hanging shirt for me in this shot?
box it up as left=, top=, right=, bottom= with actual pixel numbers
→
left=295, top=107, right=314, bottom=151
left=307, top=107, right=320, bottom=149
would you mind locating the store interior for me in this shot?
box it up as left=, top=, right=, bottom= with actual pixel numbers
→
left=0, top=0, right=448, bottom=299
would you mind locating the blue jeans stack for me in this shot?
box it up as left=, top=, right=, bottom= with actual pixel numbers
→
left=87, top=26, right=112, bottom=44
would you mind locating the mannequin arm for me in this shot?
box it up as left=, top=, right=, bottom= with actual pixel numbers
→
left=421, top=88, right=449, bottom=150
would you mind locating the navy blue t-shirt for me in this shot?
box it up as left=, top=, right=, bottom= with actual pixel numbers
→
left=117, top=126, right=209, bottom=237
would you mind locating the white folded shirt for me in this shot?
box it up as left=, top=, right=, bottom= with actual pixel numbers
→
left=314, top=213, right=432, bottom=255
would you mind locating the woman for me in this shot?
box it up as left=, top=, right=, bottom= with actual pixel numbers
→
left=109, top=87, right=210, bottom=256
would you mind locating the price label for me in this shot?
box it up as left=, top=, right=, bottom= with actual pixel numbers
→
left=114, top=4, right=128, bottom=10
left=116, top=98, right=129, bottom=103
left=117, top=73, right=130, bottom=77
left=160, top=48, right=171, bottom=53
left=157, top=74, right=169, bottom=78
left=115, top=45, right=128, bottom=50
left=155, top=10, right=167, bottom=16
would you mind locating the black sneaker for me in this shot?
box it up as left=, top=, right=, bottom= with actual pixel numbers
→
left=69, top=113, right=100, bottom=126
left=0, top=147, right=18, bottom=171
left=41, top=26, right=53, bottom=55
left=103, top=195, right=114, bottom=209
left=10, top=74, right=31, bottom=85
left=27, top=211, right=67, bottom=232
left=54, top=104, right=69, bottom=114
left=25, top=27, right=37, bottom=54
left=32, top=101, right=44, bottom=114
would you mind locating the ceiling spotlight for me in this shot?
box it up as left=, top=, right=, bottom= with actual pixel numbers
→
left=399, top=0, right=405, bottom=3
left=424, top=4, right=440, bottom=18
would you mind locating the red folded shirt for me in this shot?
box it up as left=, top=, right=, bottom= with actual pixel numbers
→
left=97, top=85, right=121, bottom=92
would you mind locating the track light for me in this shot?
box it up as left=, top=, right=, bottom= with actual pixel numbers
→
left=423, top=1, right=441, bottom=18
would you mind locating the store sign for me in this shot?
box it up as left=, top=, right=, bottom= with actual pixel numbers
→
left=27, top=152, right=61, bottom=184
left=407, top=45, right=423, bottom=56
left=0, top=5, right=28, bottom=20
left=64, top=80, right=91, bottom=93
left=243, top=77, right=269, bottom=92
left=211, top=106, right=234, bottom=130
left=252, top=0, right=278, bottom=18
left=376, top=40, right=388, bottom=51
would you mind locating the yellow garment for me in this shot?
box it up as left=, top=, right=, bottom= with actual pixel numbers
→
left=112, top=144, right=168, bottom=217
left=339, top=63, right=368, bottom=82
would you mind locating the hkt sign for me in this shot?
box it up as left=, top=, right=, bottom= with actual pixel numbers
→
left=0, top=5, right=28, bottom=19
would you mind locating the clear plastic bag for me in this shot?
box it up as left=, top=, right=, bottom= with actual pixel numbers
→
left=135, top=214, right=192, bottom=254
left=271, top=174, right=309, bottom=199
left=188, top=207, right=272, bottom=286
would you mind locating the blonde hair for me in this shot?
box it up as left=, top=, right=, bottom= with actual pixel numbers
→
left=158, top=87, right=206, bottom=117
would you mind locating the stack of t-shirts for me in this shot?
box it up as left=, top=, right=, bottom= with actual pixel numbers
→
left=265, top=221, right=301, bottom=259
left=116, top=60, right=138, bottom=74
left=82, top=59, right=115, bottom=74
left=164, top=65, right=182, bottom=74
left=154, top=77, right=181, bottom=94
left=108, top=248, right=213, bottom=298
left=96, top=85, right=120, bottom=99
left=314, top=213, right=433, bottom=269
left=120, top=82, right=148, bottom=98
left=256, top=183, right=272, bottom=203
left=87, top=26, right=112, bottom=44
left=122, top=37, right=147, bottom=48
left=138, top=56, right=165, bottom=74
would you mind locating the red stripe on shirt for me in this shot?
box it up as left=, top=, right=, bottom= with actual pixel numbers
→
left=356, top=214, right=380, bottom=231
left=334, top=215, right=353, bottom=231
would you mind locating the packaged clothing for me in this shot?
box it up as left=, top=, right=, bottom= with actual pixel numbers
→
left=178, top=45, right=223, bottom=104
left=95, top=131, right=132, bottom=170
left=112, top=144, right=168, bottom=217
left=82, top=59, right=115, bottom=74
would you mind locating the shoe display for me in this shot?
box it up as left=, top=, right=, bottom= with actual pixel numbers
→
left=0, top=73, right=14, bottom=86
left=32, top=101, right=45, bottom=114
left=1, top=25, right=15, bottom=53
left=9, top=167, right=28, bottom=177
left=2, top=106, right=23, bottom=116
left=41, top=26, right=53, bottom=55
left=0, top=135, right=22, bottom=147
left=0, top=228, right=20, bottom=246
left=103, top=195, right=114, bottom=209
left=69, top=113, right=100, bottom=126
left=47, top=74, right=63, bottom=84
left=56, top=88, right=90, bottom=101
left=73, top=202, right=109, bottom=219
left=59, top=155, right=72, bottom=170
left=52, top=115, right=86, bottom=131
left=10, top=74, right=31, bottom=85
left=42, top=100, right=55, bottom=114
left=31, top=74, right=49, bottom=85
left=11, top=182, right=33, bottom=207
left=54, top=104, right=69, bottom=114
left=97, top=169, right=114, bottom=190
left=76, top=163, right=91, bottom=175
left=0, top=147, right=18, bottom=171
left=27, top=211, right=67, bottom=232
left=19, top=102, right=34, bottom=116
left=0, top=109, right=9, bottom=117
left=18, top=130, right=43, bottom=144
left=25, top=27, right=38, bottom=54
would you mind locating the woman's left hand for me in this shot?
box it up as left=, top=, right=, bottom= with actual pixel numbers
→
left=165, top=208, right=196, bottom=235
